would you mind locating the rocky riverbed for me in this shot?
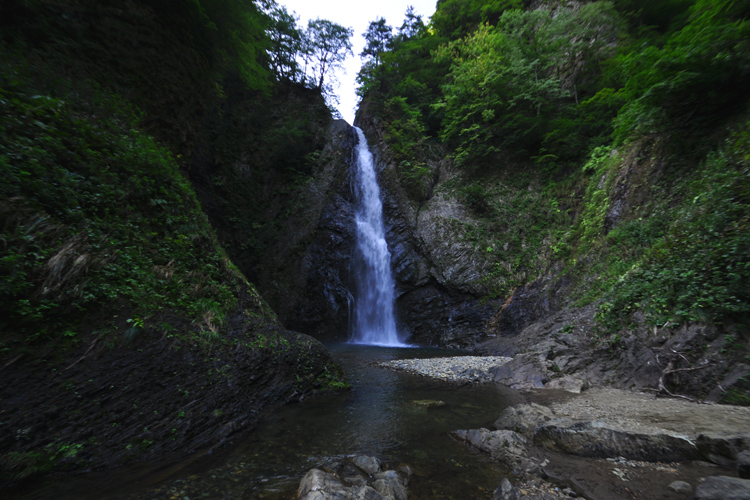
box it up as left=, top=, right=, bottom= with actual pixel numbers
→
left=382, top=355, right=750, bottom=499
left=378, top=356, right=511, bottom=383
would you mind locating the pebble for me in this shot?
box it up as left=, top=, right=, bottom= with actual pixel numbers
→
left=379, top=356, right=512, bottom=383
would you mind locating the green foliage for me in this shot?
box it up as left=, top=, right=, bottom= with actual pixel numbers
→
left=0, top=65, right=243, bottom=349
left=436, top=3, right=624, bottom=165
left=431, top=0, right=523, bottom=39
left=592, top=127, right=750, bottom=331
left=0, top=442, right=83, bottom=482
left=612, top=0, right=750, bottom=145
left=267, top=5, right=305, bottom=82
left=613, top=0, right=697, bottom=36
left=361, top=17, right=394, bottom=66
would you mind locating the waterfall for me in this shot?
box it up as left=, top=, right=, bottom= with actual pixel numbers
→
left=350, top=127, right=405, bottom=346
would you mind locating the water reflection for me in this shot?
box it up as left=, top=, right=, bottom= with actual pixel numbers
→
left=13, top=344, right=520, bottom=500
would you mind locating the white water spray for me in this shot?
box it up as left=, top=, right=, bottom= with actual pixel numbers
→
left=350, top=127, right=406, bottom=346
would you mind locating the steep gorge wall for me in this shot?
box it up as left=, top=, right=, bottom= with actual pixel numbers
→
left=350, top=102, right=750, bottom=402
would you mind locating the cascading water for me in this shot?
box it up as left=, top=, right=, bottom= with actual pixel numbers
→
left=350, top=127, right=406, bottom=346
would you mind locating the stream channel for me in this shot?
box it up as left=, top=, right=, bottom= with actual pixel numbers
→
left=24, top=344, right=522, bottom=500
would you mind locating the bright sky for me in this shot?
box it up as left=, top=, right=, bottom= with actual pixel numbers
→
left=278, top=0, right=438, bottom=124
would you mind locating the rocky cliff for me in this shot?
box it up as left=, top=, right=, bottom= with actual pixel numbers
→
left=350, top=102, right=749, bottom=404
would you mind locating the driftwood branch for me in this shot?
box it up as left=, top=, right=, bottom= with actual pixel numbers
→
left=647, top=352, right=712, bottom=402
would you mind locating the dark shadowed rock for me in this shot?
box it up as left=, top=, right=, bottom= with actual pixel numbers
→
left=696, top=433, right=750, bottom=467
left=738, top=450, right=750, bottom=479
left=694, top=476, right=750, bottom=500
left=533, top=419, right=700, bottom=462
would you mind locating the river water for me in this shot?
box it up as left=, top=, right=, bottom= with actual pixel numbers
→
left=19, top=344, right=520, bottom=500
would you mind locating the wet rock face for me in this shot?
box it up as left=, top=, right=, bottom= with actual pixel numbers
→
left=285, top=193, right=356, bottom=340
left=255, top=120, right=357, bottom=341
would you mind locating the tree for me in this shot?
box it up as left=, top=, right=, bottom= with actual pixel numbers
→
left=267, top=5, right=304, bottom=82
left=361, top=17, right=393, bottom=67
left=398, top=6, right=425, bottom=40
left=435, top=3, right=624, bottom=164
left=431, top=0, right=522, bottom=39
left=305, top=18, right=353, bottom=89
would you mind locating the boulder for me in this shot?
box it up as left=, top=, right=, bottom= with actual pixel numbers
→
left=297, top=469, right=362, bottom=500
left=694, top=476, right=750, bottom=500
left=668, top=480, right=692, bottom=493
left=493, top=403, right=555, bottom=435
left=696, top=433, right=750, bottom=467
left=533, top=419, right=700, bottom=462
left=353, top=455, right=381, bottom=475
left=490, top=356, right=548, bottom=389
left=452, top=428, right=539, bottom=475
left=297, top=456, right=409, bottom=500
left=493, top=478, right=519, bottom=500
left=372, top=470, right=408, bottom=500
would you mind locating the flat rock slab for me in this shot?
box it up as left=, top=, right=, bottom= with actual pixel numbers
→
left=548, top=388, right=750, bottom=438
left=379, top=356, right=511, bottom=383
left=544, top=388, right=750, bottom=465
left=534, top=418, right=699, bottom=462
left=494, top=402, right=555, bottom=434
left=694, top=476, right=750, bottom=500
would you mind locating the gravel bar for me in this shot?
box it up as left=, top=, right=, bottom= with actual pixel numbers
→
left=379, top=356, right=512, bottom=383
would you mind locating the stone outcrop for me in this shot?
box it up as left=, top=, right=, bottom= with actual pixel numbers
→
left=495, top=393, right=750, bottom=468
left=297, top=456, right=410, bottom=500
left=739, top=450, right=750, bottom=479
